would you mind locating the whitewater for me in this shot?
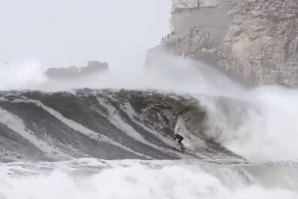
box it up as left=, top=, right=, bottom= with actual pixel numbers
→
left=0, top=55, right=298, bottom=198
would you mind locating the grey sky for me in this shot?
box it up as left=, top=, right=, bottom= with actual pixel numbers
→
left=0, top=0, right=171, bottom=71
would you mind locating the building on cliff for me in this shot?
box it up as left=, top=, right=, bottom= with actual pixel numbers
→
left=147, top=0, right=298, bottom=87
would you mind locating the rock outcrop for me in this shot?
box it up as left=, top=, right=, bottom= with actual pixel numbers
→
left=148, top=0, right=298, bottom=86
left=46, top=61, right=109, bottom=80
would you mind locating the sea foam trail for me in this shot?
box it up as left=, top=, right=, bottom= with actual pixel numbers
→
left=0, top=107, right=69, bottom=160
left=29, top=99, right=148, bottom=159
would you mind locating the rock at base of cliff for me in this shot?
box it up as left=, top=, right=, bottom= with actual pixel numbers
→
left=45, top=61, right=109, bottom=80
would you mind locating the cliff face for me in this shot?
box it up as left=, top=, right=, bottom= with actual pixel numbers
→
left=149, top=0, right=298, bottom=86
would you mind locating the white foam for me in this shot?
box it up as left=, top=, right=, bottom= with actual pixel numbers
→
left=198, top=86, right=298, bottom=161
left=0, top=160, right=297, bottom=199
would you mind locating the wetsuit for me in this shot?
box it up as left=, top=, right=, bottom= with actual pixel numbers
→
left=173, top=134, right=184, bottom=145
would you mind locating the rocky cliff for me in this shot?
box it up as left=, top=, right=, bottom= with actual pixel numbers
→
left=46, top=61, right=109, bottom=80
left=148, top=0, right=298, bottom=86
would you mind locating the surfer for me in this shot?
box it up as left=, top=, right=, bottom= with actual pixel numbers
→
left=173, top=133, right=184, bottom=146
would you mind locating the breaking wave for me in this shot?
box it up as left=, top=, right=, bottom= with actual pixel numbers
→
left=0, top=89, right=245, bottom=162
left=1, top=56, right=298, bottom=198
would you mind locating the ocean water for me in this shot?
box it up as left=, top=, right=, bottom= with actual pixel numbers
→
left=0, top=55, right=298, bottom=198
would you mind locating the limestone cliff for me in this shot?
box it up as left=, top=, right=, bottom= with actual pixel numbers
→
left=148, top=0, right=298, bottom=86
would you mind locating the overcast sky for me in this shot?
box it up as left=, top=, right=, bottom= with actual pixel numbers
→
left=0, top=0, right=171, bottom=71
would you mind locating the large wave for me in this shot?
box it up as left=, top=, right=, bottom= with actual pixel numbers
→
left=1, top=55, right=298, bottom=198
left=0, top=89, right=246, bottom=162
left=2, top=55, right=298, bottom=162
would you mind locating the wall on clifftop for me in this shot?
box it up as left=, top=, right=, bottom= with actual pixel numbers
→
left=148, top=0, right=298, bottom=87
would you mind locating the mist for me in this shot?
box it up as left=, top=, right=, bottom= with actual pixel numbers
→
left=0, top=0, right=171, bottom=71
left=0, top=60, right=46, bottom=90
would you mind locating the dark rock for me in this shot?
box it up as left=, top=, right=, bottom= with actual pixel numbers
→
left=46, top=61, right=109, bottom=80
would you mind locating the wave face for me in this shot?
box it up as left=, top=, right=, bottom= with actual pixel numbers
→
left=0, top=89, right=243, bottom=162
left=1, top=88, right=298, bottom=198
